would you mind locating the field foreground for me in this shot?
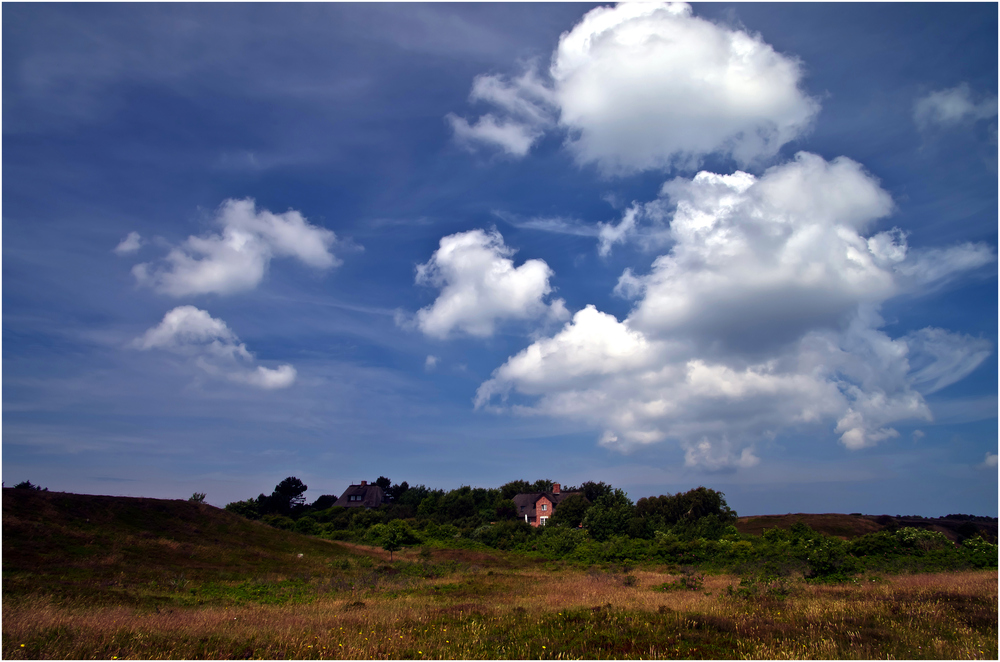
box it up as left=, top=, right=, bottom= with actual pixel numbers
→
left=4, top=567, right=997, bottom=660
left=3, top=491, right=997, bottom=659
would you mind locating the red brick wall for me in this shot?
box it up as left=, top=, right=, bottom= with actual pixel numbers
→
left=534, top=496, right=553, bottom=527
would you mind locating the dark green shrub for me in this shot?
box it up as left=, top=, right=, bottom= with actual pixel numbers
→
left=261, top=514, right=295, bottom=531
left=656, top=566, right=704, bottom=592
left=294, top=516, right=319, bottom=536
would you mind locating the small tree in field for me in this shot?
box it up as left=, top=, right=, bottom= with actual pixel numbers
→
left=382, top=528, right=403, bottom=561
left=189, top=492, right=207, bottom=504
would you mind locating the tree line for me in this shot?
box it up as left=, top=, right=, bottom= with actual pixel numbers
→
left=222, top=476, right=997, bottom=578
left=223, top=477, right=738, bottom=543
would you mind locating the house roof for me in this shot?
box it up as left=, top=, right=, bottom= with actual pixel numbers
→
left=511, top=491, right=580, bottom=518
left=333, top=483, right=388, bottom=508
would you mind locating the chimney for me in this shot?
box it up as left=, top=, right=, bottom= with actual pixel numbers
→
left=360, top=480, right=367, bottom=487
left=553, top=483, right=561, bottom=495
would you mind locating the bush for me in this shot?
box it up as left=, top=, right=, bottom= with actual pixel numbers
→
left=536, top=525, right=587, bottom=556
left=959, top=536, right=999, bottom=569
left=656, top=566, right=704, bottom=592
left=802, top=538, right=858, bottom=581
left=422, top=522, right=461, bottom=541
left=261, top=514, right=295, bottom=531
left=471, top=520, right=534, bottom=550
left=294, top=516, right=319, bottom=536
left=727, top=573, right=792, bottom=601
left=225, top=499, right=261, bottom=520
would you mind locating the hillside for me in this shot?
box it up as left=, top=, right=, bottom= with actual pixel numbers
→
left=2, top=488, right=357, bottom=602
left=735, top=512, right=998, bottom=542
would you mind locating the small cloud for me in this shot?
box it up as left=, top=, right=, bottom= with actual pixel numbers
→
left=132, top=198, right=342, bottom=297
left=982, top=452, right=998, bottom=469
left=914, top=83, right=998, bottom=131
left=425, top=355, right=439, bottom=371
left=912, top=429, right=925, bottom=441
left=493, top=211, right=600, bottom=237
left=447, top=64, right=557, bottom=157
left=114, top=231, right=143, bottom=255
left=597, top=205, right=641, bottom=257
left=412, top=228, right=565, bottom=339
left=133, top=305, right=295, bottom=390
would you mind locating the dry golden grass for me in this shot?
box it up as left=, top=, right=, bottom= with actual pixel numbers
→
left=4, top=567, right=996, bottom=659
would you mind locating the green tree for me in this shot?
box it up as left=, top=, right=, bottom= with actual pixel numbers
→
left=635, top=487, right=737, bottom=529
left=309, top=494, right=338, bottom=510
left=13, top=480, right=45, bottom=491
left=494, top=498, right=518, bottom=520
left=398, top=484, right=435, bottom=508
left=529, top=478, right=554, bottom=493
left=374, top=476, right=392, bottom=490
left=577, top=481, right=613, bottom=504
left=189, top=492, right=207, bottom=504
left=225, top=498, right=261, bottom=519
left=499, top=480, right=532, bottom=501
left=387, top=481, right=410, bottom=502
left=379, top=520, right=420, bottom=560
left=548, top=493, right=591, bottom=528
left=382, top=528, right=403, bottom=560
left=583, top=488, right=634, bottom=542
left=270, top=477, right=308, bottom=515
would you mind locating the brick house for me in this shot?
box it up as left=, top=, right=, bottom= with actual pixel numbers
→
left=333, top=481, right=389, bottom=508
left=511, top=483, right=580, bottom=527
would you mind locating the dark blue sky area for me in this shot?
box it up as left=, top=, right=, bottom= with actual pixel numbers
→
left=4, top=3, right=996, bottom=516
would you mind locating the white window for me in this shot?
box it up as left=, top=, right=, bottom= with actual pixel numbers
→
left=539, top=516, right=548, bottom=525
left=541, top=503, right=547, bottom=511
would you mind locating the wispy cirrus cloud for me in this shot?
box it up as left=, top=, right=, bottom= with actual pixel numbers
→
left=914, top=83, right=998, bottom=131
left=493, top=210, right=600, bottom=237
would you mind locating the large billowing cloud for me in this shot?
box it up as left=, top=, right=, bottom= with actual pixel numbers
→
left=477, top=153, right=994, bottom=468
left=450, top=2, right=819, bottom=174
left=134, top=305, right=296, bottom=389
left=412, top=229, right=568, bottom=339
left=132, top=198, right=341, bottom=296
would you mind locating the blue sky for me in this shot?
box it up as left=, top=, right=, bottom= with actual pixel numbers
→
left=4, top=3, right=996, bottom=516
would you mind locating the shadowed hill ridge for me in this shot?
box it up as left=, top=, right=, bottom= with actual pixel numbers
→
left=3, top=488, right=355, bottom=601
left=735, top=512, right=998, bottom=542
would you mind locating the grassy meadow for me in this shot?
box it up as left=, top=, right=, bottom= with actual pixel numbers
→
left=3, top=490, right=997, bottom=660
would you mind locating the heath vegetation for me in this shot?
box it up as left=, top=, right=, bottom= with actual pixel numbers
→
left=3, top=483, right=997, bottom=659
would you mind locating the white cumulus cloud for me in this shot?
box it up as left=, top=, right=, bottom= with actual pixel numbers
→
left=412, top=229, right=568, bottom=339
left=134, top=305, right=296, bottom=389
left=132, top=198, right=341, bottom=297
left=451, top=2, right=820, bottom=174
left=477, top=153, right=992, bottom=468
